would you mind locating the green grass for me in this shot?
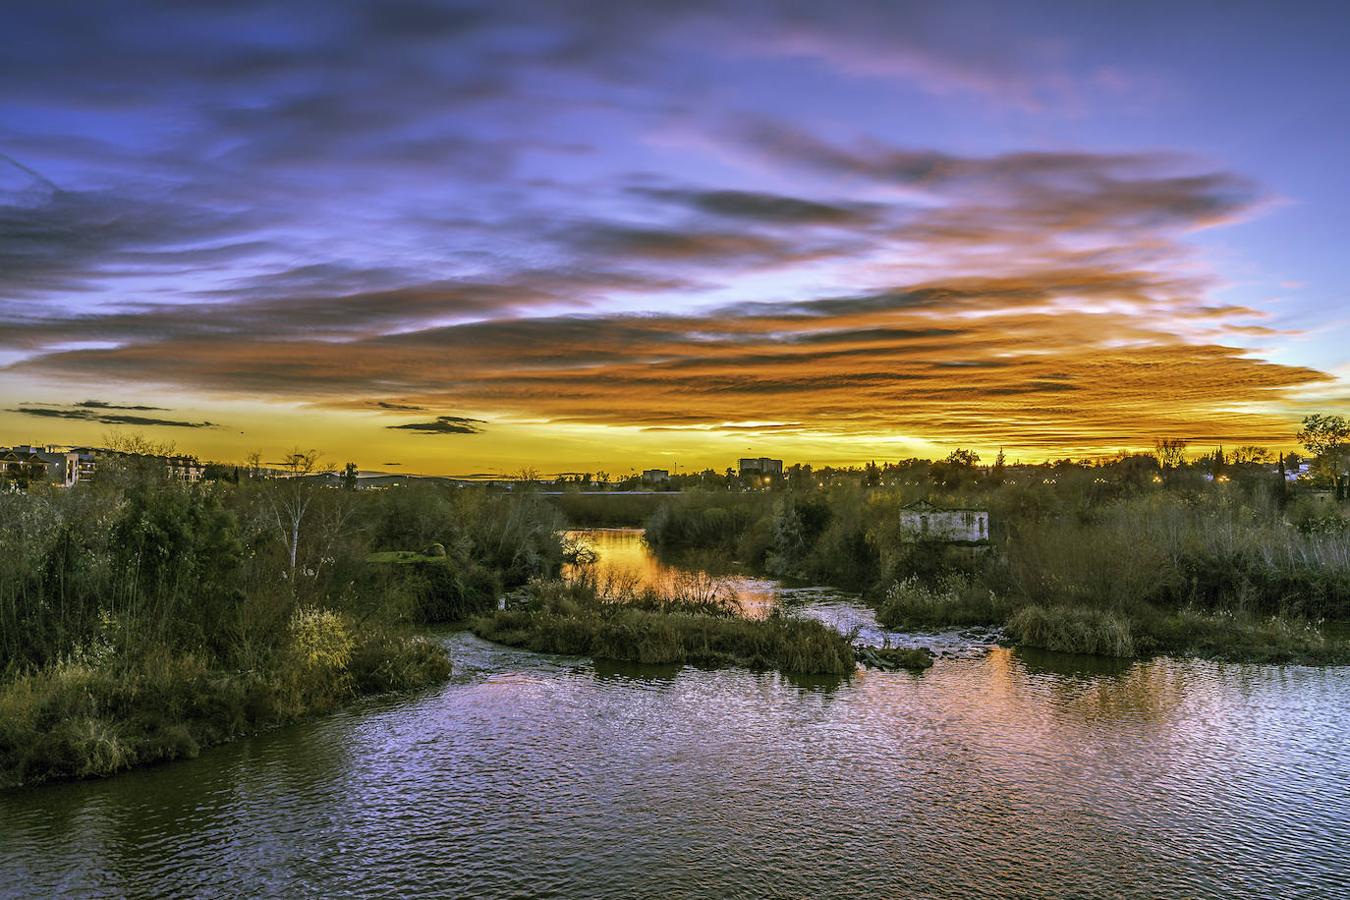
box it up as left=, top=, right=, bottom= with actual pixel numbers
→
left=470, top=578, right=856, bottom=676
left=1138, top=606, right=1345, bottom=665
left=876, top=576, right=1015, bottom=630
left=1001, top=603, right=1347, bottom=664
left=0, top=625, right=450, bottom=790
left=1005, top=605, right=1137, bottom=658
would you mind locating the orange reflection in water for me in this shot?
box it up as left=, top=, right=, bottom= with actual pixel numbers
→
left=563, top=528, right=782, bottom=618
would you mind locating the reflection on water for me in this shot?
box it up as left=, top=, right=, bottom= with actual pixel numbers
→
left=564, top=528, right=784, bottom=617
left=3, top=531, right=1348, bottom=898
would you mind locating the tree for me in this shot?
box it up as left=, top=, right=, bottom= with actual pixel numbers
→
left=267, top=449, right=320, bottom=584
left=981, top=447, right=1007, bottom=486
left=1154, top=438, right=1188, bottom=471
left=1298, top=414, right=1350, bottom=497
left=1231, top=445, right=1271, bottom=465
left=342, top=462, right=358, bottom=491
left=930, top=448, right=980, bottom=489
left=946, top=448, right=980, bottom=468
left=1297, top=414, right=1349, bottom=465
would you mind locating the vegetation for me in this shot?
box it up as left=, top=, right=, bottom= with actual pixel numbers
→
left=878, top=576, right=1015, bottom=630
left=469, top=577, right=856, bottom=676
left=0, top=452, right=566, bottom=788
left=640, top=443, right=1350, bottom=663
left=547, top=491, right=670, bottom=527
left=1005, top=606, right=1136, bottom=658
left=5, top=418, right=1347, bottom=784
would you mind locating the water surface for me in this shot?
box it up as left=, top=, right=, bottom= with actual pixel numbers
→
left=3, top=529, right=1347, bottom=898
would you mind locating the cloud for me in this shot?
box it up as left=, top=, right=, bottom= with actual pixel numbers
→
left=75, top=399, right=169, bottom=411
left=386, top=415, right=486, bottom=435
left=11, top=262, right=1325, bottom=449
left=0, top=8, right=1329, bottom=456
left=7, top=405, right=217, bottom=428
left=568, top=224, right=795, bottom=264
left=736, top=123, right=1262, bottom=233
left=631, top=187, right=881, bottom=226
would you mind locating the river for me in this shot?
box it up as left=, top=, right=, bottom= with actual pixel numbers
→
left=2, top=528, right=1348, bottom=898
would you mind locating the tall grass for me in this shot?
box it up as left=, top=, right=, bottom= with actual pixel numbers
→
left=1006, top=606, right=1136, bottom=658
left=0, top=619, right=450, bottom=789
left=877, top=576, right=1015, bottom=630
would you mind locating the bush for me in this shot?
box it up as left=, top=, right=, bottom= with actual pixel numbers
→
left=349, top=632, right=452, bottom=693
left=877, top=576, right=1014, bottom=629
left=1006, top=606, right=1136, bottom=657
left=1140, top=607, right=1341, bottom=665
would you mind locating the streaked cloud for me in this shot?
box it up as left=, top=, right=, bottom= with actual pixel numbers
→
left=7, top=405, right=217, bottom=429
left=386, top=415, right=486, bottom=435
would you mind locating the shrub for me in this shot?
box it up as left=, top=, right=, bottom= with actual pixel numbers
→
left=349, top=632, right=452, bottom=693
left=877, top=576, right=1013, bottom=629
left=1006, top=605, right=1135, bottom=657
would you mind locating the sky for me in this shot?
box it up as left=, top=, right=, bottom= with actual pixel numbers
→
left=2, top=1, right=1348, bottom=476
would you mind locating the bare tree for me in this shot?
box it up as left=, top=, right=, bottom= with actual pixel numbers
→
left=267, top=449, right=320, bottom=583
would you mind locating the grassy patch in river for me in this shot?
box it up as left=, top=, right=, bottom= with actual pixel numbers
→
left=470, top=578, right=856, bottom=676
left=879, top=576, right=1347, bottom=664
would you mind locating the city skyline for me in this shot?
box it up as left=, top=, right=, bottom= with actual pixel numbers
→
left=3, top=2, right=1348, bottom=474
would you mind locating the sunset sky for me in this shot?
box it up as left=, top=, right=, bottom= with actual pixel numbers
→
left=2, top=1, right=1348, bottom=475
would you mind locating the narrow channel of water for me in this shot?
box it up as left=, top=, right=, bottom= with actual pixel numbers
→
left=3, top=529, right=1347, bottom=898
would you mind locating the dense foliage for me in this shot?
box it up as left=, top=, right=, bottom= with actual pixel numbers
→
left=640, top=464, right=1350, bottom=663
left=0, top=472, right=566, bottom=788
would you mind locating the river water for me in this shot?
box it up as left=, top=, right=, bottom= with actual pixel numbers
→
left=2, top=528, right=1348, bottom=898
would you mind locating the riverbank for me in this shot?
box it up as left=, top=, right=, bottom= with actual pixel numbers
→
left=877, top=575, right=1348, bottom=665
left=0, top=617, right=450, bottom=790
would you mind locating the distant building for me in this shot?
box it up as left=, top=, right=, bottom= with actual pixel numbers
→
left=898, top=499, right=989, bottom=544
left=163, top=454, right=204, bottom=483
left=8, top=445, right=79, bottom=487
left=70, top=447, right=99, bottom=484
left=641, top=468, right=671, bottom=484
left=0, top=448, right=50, bottom=489
left=738, top=457, right=783, bottom=477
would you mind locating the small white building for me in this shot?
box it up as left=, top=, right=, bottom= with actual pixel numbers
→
left=641, top=468, right=671, bottom=484
left=899, top=500, right=989, bottom=544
